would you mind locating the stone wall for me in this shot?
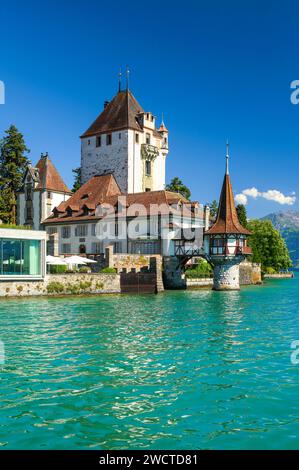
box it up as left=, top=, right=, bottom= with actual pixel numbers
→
left=106, top=248, right=164, bottom=292
left=163, top=256, right=186, bottom=289
left=186, top=278, right=213, bottom=288
left=239, top=261, right=262, bottom=285
left=0, top=273, right=120, bottom=298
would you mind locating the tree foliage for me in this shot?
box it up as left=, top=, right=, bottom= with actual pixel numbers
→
left=72, top=167, right=82, bottom=192
left=236, top=204, right=248, bottom=227
left=209, top=200, right=218, bottom=218
left=166, top=177, right=191, bottom=200
left=248, top=219, right=292, bottom=272
left=0, top=125, right=30, bottom=223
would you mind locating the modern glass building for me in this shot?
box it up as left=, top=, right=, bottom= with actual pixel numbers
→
left=0, top=228, right=46, bottom=280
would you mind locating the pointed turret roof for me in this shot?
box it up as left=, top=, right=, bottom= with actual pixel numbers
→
left=35, top=154, right=71, bottom=193
left=81, top=90, right=145, bottom=138
left=206, top=153, right=251, bottom=235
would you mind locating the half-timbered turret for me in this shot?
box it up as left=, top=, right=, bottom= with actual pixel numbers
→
left=205, top=145, right=251, bottom=290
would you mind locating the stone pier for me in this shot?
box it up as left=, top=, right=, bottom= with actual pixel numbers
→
left=212, top=257, right=243, bottom=291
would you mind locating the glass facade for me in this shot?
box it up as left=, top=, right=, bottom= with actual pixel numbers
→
left=0, top=238, right=41, bottom=276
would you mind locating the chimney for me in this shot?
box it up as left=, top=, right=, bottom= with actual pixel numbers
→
left=204, top=205, right=210, bottom=231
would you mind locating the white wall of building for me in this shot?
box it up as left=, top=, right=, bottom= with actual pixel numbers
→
left=81, top=125, right=168, bottom=194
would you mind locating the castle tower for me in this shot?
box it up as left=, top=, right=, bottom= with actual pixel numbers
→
left=205, top=146, right=252, bottom=290
left=17, top=153, right=72, bottom=230
left=80, top=88, right=169, bottom=193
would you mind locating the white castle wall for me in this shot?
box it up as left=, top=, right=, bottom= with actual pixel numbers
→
left=81, top=128, right=168, bottom=194
left=81, top=131, right=129, bottom=192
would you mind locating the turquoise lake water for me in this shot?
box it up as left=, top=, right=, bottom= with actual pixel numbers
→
left=0, top=277, right=298, bottom=450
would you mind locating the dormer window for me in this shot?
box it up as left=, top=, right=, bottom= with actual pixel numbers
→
left=67, top=208, right=72, bottom=217
left=81, top=193, right=89, bottom=200
left=82, top=206, right=89, bottom=216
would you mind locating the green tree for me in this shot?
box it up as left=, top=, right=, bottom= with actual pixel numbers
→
left=72, top=167, right=82, bottom=192
left=236, top=204, right=248, bottom=227
left=248, top=219, right=292, bottom=272
left=0, top=125, right=30, bottom=223
left=209, top=200, right=218, bottom=219
left=166, top=177, right=191, bottom=200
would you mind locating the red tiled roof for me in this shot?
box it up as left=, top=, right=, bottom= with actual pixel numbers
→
left=35, top=155, right=71, bottom=193
left=44, top=173, right=121, bottom=222
left=43, top=174, right=201, bottom=224
left=81, top=90, right=145, bottom=137
left=206, top=173, right=251, bottom=235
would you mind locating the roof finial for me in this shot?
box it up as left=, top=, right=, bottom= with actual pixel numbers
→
left=118, top=67, right=122, bottom=92
left=226, top=139, right=230, bottom=175
left=126, top=65, right=130, bottom=91
left=161, top=112, right=165, bottom=125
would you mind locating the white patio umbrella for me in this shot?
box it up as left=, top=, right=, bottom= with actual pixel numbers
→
left=46, top=255, right=68, bottom=265
left=79, top=257, right=97, bottom=264
left=64, top=255, right=87, bottom=266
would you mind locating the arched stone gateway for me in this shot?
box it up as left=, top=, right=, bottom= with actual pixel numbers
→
left=204, top=144, right=252, bottom=291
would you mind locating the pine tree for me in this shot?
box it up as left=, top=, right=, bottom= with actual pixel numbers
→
left=166, top=177, right=191, bottom=200
left=0, top=125, right=30, bottom=223
left=236, top=204, right=248, bottom=227
left=72, top=167, right=82, bottom=192
left=209, top=200, right=219, bottom=219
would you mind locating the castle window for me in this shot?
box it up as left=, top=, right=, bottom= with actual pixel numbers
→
left=88, top=139, right=91, bottom=145
left=151, top=115, right=154, bottom=122
left=145, top=160, right=151, bottom=176
left=96, top=136, right=101, bottom=147
left=47, top=191, right=52, bottom=199
left=26, top=206, right=32, bottom=220
left=62, top=226, right=71, bottom=239
left=146, top=133, right=150, bottom=144
left=75, top=225, right=88, bottom=237
left=47, top=227, right=57, bottom=235
left=91, top=242, right=103, bottom=254
left=119, top=133, right=121, bottom=139
left=145, top=188, right=151, bottom=192
left=135, top=133, right=139, bottom=143
left=106, top=134, right=112, bottom=145
left=62, top=243, right=71, bottom=254
left=25, top=187, right=32, bottom=201
left=91, top=224, right=96, bottom=236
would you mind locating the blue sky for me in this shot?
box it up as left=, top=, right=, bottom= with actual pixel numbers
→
left=0, top=0, right=299, bottom=218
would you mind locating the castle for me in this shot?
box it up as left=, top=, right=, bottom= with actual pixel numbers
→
left=17, top=81, right=252, bottom=290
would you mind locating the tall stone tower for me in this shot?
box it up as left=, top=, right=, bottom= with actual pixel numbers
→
left=205, top=146, right=252, bottom=290
left=80, top=88, right=169, bottom=193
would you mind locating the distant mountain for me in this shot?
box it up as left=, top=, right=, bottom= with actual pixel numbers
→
left=261, top=210, right=299, bottom=268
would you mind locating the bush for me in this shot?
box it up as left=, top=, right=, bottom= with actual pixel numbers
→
left=78, top=266, right=90, bottom=273
left=101, top=267, right=117, bottom=273
left=49, top=264, right=67, bottom=274
left=0, top=223, right=31, bottom=230
left=264, top=266, right=277, bottom=275
left=185, top=258, right=213, bottom=278
left=47, top=282, right=64, bottom=294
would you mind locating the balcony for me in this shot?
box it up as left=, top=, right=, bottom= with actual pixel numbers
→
left=175, top=241, right=204, bottom=257
left=210, top=245, right=252, bottom=256
left=141, top=144, right=159, bottom=160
